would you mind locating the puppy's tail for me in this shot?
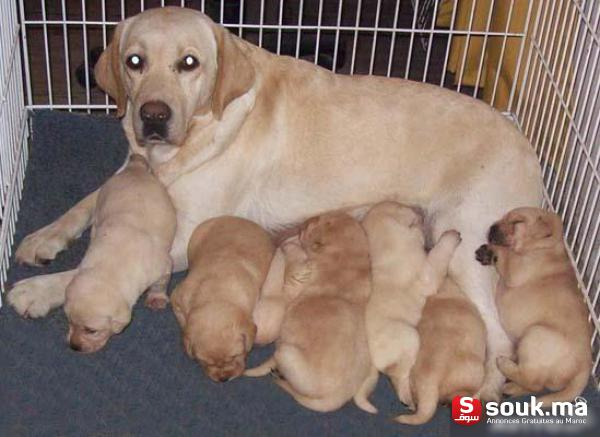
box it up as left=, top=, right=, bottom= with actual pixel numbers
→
left=393, top=381, right=439, bottom=425
left=244, top=356, right=276, bottom=377
left=537, top=367, right=589, bottom=408
left=353, top=366, right=379, bottom=414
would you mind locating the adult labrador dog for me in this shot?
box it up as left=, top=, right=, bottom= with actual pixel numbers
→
left=8, top=7, right=542, bottom=400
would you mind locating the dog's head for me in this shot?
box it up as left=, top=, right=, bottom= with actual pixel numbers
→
left=487, top=207, right=564, bottom=253
left=64, top=276, right=131, bottom=353
left=183, top=301, right=256, bottom=382
left=299, top=211, right=368, bottom=258
left=363, top=201, right=425, bottom=245
left=95, top=7, right=255, bottom=147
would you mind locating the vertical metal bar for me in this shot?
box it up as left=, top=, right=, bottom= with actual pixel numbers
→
left=41, top=0, right=54, bottom=106
left=456, top=0, right=478, bottom=92
left=386, top=0, right=401, bottom=78
left=405, top=0, right=420, bottom=79
left=490, top=0, right=517, bottom=107
left=368, top=0, right=382, bottom=75
left=507, top=0, right=535, bottom=111
left=314, top=0, right=324, bottom=65
left=296, top=0, right=305, bottom=59
left=472, top=0, right=496, bottom=98
left=61, top=0, right=73, bottom=111
left=350, top=0, right=363, bottom=74
left=276, top=0, right=284, bottom=55
left=101, top=0, right=108, bottom=113
left=440, top=0, right=460, bottom=87
left=239, top=0, right=244, bottom=38
left=332, top=0, right=344, bottom=73
left=422, top=0, right=440, bottom=82
left=81, top=0, right=91, bottom=112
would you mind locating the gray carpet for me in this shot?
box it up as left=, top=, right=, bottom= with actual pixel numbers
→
left=0, top=110, right=597, bottom=436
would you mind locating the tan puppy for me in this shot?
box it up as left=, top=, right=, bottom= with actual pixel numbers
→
left=64, top=154, right=176, bottom=353
left=396, top=278, right=486, bottom=425
left=362, top=202, right=461, bottom=411
left=476, top=207, right=592, bottom=406
left=245, top=212, right=378, bottom=414
left=171, top=216, right=274, bottom=382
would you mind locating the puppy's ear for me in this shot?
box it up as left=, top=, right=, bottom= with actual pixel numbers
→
left=532, top=213, right=562, bottom=241
left=95, top=19, right=131, bottom=117
left=211, top=24, right=255, bottom=119
left=110, top=300, right=132, bottom=333
left=241, top=321, right=257, bottom=352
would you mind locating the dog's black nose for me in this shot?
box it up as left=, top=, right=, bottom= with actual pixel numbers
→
left=140, top=100, right=171, bottom=123
left=69, top=342, right=82, bottom=352
left=488, top=224, right=502, bottom=244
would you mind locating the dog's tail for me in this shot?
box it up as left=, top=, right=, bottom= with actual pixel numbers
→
left=393, top=380, right=439, bottom=425
left=353, top=366, right=379, bottom=414
left=244, top=356, right=277, bottom=377
left=537, top=367, right=589, bottom=407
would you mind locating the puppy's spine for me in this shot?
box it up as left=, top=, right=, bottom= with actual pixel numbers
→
left=393, top=381, right=439, bottom=425
left=537, top=367, right=589, bottom=407
left=244, top=356, right=276, bottom=377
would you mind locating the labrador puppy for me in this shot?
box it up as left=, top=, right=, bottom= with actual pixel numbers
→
left=65, top=154, right=176, bottom=353
left=171, top=216, right=274, bottom=382
left=396, top=278, right=486, bottom=425
left=362, top=202, right=461, bottom=410
left=245, top=212, right=378, bottom=414
left=12, top=6, right=543, bottom=399
left=476, top=207, right=592, bottom=406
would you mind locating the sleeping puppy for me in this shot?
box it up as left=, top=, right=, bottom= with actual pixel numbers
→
left=65, top=154, right=176, bottom=353
left=362, top=202, right=461, bottom=411
left=396, top=278, right=486, bottom=425
left=245, top=212, right=378, bottom=414
left=171, top=216, right=274, bottom=382
left=476, top=207, right=592, bottom=406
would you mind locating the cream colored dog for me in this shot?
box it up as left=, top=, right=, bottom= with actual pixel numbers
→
left=51, top=154, right=175, bottom=353
left=10, top=7, right=542, bottom=399
left=362, top=202, right=461, bottom=411
left=245, top=212, right=378, bottom=414
left=476, top=207, right=592, bottom=406
left=396, top=278, right=486, bottom=425
left=171, top=216, right=274, bottom=382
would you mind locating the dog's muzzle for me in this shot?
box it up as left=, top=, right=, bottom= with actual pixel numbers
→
left=140, top=100, right=171, bottom=141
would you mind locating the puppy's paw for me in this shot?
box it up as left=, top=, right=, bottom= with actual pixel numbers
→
left=476, top=373, right=503, bottom=402
left=475, top=244, right=496, bottom=265
left=15, top=224, right=71, bottom=266
left=503, top=382, right=529, bottom=397
left=7, top=277, right=57, bottom=318
left=144, top=292, right=169, bottom=310
left=440, top=229, right=462, bottom=249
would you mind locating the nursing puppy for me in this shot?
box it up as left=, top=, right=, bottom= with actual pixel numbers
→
left=171, top=216, right=274, bottom=382
left=362, top=202, right=461, bottom=410
left=396, top=278, right=486, bottom=425
left=65, top=154, right=176, bottom=353
left=476, top=207, right=591, bottom=406
left=245, top=212, right=378, bottom=414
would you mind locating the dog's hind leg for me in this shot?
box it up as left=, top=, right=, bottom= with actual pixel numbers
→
left=353, top=365, right=379, bottom=414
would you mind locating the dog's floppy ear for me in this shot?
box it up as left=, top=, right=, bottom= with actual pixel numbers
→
left=95, top=19, right=130, bottom=117
left=211, top=24, right=256, bottom=119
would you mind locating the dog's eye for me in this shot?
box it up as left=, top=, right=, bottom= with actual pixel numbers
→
left=126, top=54, right=144, bottom=71
left=178, top=55, right=199, bottom=72
left=83, top=327, right=98, bottom=334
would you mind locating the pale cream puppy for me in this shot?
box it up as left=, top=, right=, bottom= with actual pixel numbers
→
left=362, top=201, right=461, bottom=410
left=396, top=278, right=486, bottom=425
left=171, top=216, right=274, bottom=382
left=476, top=207, right=592, bottom=406
left=64, top=154, right=176, bottom=353
left=245, top=212, right=378, bottom=414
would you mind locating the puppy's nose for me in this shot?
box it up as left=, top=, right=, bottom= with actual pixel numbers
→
left=140, top=100, right=171, bottom=123
left=219, top=376, right=230, bottom=383
left=69, top=342, right=82, bottom=352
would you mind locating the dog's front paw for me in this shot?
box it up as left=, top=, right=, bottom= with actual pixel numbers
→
left=15, top=224, right=71, bottom=266
left=475, top=244, right=496, bottom=265
left=8, top=277, right=55, bottom=318
left=144, top=292, right=169, bottom=310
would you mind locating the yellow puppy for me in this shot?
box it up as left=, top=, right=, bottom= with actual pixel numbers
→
left=64, top=154, right=176, bottom=353
left=246, top=212, right=378, bottom=414
left=396, top=278, right=486, bottom=424
left=171, top=216, right=274, bottom=382
left=362, top=202, right=461, bottom=412
left=476, top=207, right=592, bottom=406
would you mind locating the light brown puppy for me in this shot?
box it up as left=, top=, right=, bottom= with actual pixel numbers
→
left=476, top=207, right=592, bottom=406
left=171, top=216, right=274, bottom=382
left=245, top=212, right=378, bottom=414
left=362, top=202, right=461, bottom=412
left=64, top=154, right=176, bottom=353
left=396, top=278, right=486, bottom=425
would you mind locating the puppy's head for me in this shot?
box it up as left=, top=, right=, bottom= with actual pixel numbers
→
left=94, top=7, right=255, bottom=148
left=183, top=301, right=256, bottom=382
left=363, top=201, right=425, bottom=244
left=299, top=211, right=368, bottom=258
left=488, top=207, right=563, bottom=253
left=64, top=277, right=131, bottom=353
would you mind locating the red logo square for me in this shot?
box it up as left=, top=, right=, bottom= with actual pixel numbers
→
left=451, top=396, right=482, bottom=426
